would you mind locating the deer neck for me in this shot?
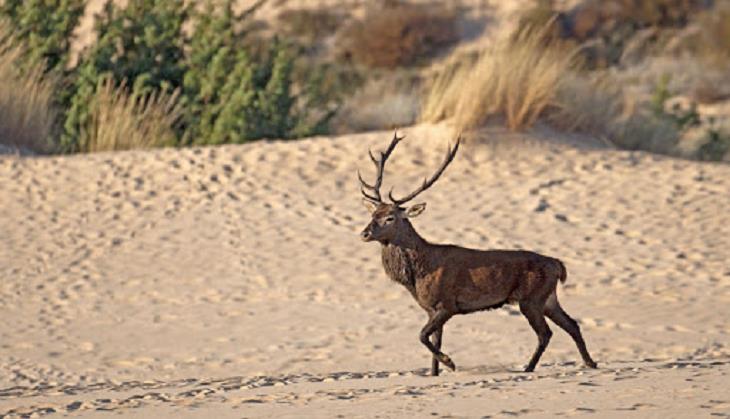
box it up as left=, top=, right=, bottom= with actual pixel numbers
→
left=388, top=219, right=427, bottom=250
left=380, top=221, right=430, bottom=293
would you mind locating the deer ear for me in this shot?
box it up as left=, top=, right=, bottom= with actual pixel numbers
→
left=362, top=198, right=378, bottom=213
left=405, top=202, right=426, bottom=218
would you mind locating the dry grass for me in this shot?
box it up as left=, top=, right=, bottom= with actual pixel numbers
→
left=337, top=1, right=457, bottom=69
left=79, top=77, right=183, bottom=153
left=0, top=20, right=58, bottom=153
left=421, top=24, right=579, bottom=132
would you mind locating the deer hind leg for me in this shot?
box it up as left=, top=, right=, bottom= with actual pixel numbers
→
left=544, top=292, right=598, bottom=369
left=431, top=326, right=443, bottom=376
left=420, top=310, right=455, bottom=372
left=520, top=300, right=552, bottom=372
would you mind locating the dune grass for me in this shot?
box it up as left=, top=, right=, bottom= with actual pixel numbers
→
left=421, top=24, right=580, bottom=132
left=0, top=20, right=58, bottom=153
left=78, top=77, right=183, bottom=153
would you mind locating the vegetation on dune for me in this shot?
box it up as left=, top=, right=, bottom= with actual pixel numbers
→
left=421, top=24, right=580, bottom=132
left=277, top=8, right=343, bottom=44
left=61, top=0, right=190, bottom=152
left=337, top=0, right=458, bottom=69
left=78, top=77, right=183, bottom=153
left=0, top=0, right=343, bottom=153
left=517, top=0, right=711, bottom=68
left=0, top=0, right=728, bottom=161
left=0, top=0, right=84, bottom=74
left=0, top=19, right=58, bottom=153
left=421, top=0, right=730, bottom=161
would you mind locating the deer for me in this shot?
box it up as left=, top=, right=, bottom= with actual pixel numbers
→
left=358, top=132, right=597, bottom=376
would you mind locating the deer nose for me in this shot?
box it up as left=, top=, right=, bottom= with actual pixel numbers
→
left=360, top=229, right=372, bottom=241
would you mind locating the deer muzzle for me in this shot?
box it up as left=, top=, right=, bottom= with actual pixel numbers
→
left=360, top=227, right=374, bottom=242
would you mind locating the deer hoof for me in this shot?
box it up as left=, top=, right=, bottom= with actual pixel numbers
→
left=585, top=360, right=598, bottom=369
left=438, top=354, right=456, bottom=371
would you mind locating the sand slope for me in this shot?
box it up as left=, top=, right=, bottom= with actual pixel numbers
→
left=1, top=124, right=729, bottom=417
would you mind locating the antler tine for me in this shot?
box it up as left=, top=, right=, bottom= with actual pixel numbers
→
left=358, top=131, right=405, bottom=203
left=389, top=136, right=461, bottom=206
left=357, top=169, right=376, bottom=190
left=358, top=169, right=381, bottom=203
left=368, top=149, right=379, bottom=165
left=361, top=186, right=380, bottom=203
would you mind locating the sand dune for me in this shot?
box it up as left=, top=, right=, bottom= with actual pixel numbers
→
left=1, top=124, right=729, bottom=417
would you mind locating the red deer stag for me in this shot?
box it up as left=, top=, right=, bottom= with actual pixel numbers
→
left=359, top=132, right=597, bottom=376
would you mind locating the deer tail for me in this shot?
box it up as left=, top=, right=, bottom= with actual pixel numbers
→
left=557, top=259, right=567, bottom=284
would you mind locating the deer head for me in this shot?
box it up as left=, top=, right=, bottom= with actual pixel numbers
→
left=359, top=132, right=460, bottom=244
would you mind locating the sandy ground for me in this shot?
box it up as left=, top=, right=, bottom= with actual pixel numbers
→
left=1, top=124, right=729, bottom=418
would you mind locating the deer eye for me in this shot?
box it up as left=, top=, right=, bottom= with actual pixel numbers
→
left=384, top=215, right=395, bottom=223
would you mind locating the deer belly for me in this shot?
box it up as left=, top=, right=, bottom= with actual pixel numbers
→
left=455, top=291, right=509, bottom=313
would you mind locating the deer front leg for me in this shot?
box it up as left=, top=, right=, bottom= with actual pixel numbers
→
left=420, top=310, right=455, bottom=372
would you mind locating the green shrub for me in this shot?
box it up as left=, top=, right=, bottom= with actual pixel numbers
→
left=182, top=0, right=339, bottom=145
left=61, top=0, right=189, bottom=152
left=5, top=0, right=348, bottom=153
left=186, top=41, right=299, bottom=145
left=0, top=0, right=84, bottom=73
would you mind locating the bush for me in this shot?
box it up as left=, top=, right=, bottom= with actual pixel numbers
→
left=61, top=0, right=189, bottom=152
left=609, top=0, right=707, bottom=28
left=185, top=42, right=299, bottom=145
left=183, top=0, right=338, bottom=145
left=547, top=73, right=623, bottom=135
left=696, top=125, right=730, bottom=161
left=331, top=70, right=420, bottom=133
left=0, top=20, right=58, bottom=153
left=0, top=0, right=84, bottom=73
left=547, top=72, right=683, bottom=154
left=59, top=0, right=339, bottom=151
left=518, top=0, right=711, bottom=68
left=337, top=1, right=458, bottom=68
left=565, top=0, right=707, bottom=39
left=421, top=25, right=579, bottom=131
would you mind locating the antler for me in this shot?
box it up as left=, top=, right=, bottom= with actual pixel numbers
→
left=389, top=136, right=461, bottom=206
left=358, top=131, right=405, bottom=203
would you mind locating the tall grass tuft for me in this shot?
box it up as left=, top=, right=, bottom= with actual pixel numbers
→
left=421, top=24, right=579, bottom=132
left=79, top=78, right=183, bottom=153
left=0, top=20, right=58, bottom=153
